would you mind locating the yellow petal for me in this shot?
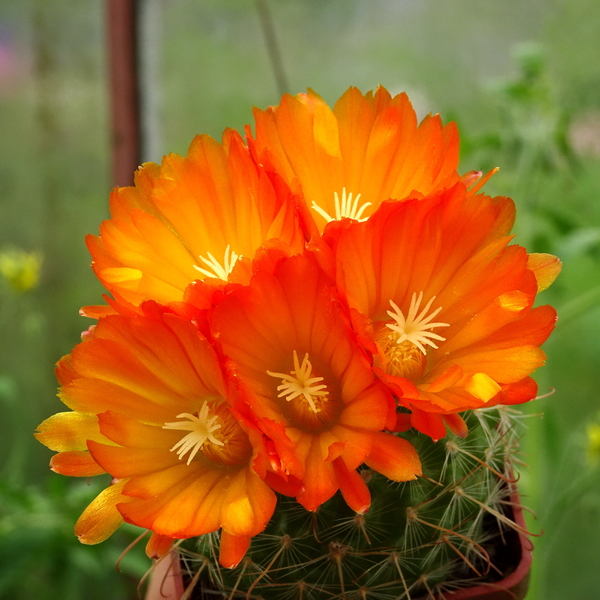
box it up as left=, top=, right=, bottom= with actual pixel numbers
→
left=35, top=412, right=108, bottom=452
left=75, top=479, right=129, bottom=544
left=463, top=372, right=502, bottom=403
left=527, top=253, right=562, bottom=292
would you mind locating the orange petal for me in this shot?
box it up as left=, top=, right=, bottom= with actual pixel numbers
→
left=449, top=345, right=547, bottom=384
left=75, top=479, right=129, bottom=544
left=50, top=450, right=106, bottom=477
left=97, top=411, right=179, bottom=449
left=296, top=439, right=338, bottom=511
left=145, top=532, right=175, bottom=559
left=219, top=531, right=251, bottom=568
left=392, top=413, right=412, bottom=433
left=221, top=470, right=277, bottom=536
left=500, top=377, right=539, bottom=405
left=332, top=456, right=371, bottom=514
left=410, top=409, right=447, bottom=442
left=88, top=441, right=181, bottom=478
left=364, top=431, right=421, bottom=481
left=119, top=468, right=225, bottom=537
left=441, top=413, right=468, bottom=438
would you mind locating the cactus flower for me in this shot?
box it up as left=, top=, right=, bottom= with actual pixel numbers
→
left=247, top=86, right=464, bottom=232
left=86, top=130, right=305, bottom=307
left=211, top=252, right=422, bottom=514
left=332, top=182, right=559, bottom=440
left=36, top=306, right=277, bottom=567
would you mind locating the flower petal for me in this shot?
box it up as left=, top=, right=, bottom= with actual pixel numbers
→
left=364, top=432, right=421, bottom=481
left=75, top=479, right=129, bottom=544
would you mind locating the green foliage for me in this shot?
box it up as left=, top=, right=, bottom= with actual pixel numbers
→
left=0, top=477, right=148, bottom=600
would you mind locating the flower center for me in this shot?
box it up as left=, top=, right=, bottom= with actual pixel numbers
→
left=378, top=331, right=428, bottom=381
left=311, top=188, right=372, bottom=223
left=267, top=351, right=329, bottom=413
left=163, top=401, right=224, bottom=465
left=193, top=244, right=241, bottom=281
left=377, top=292, right=449, bottom=380
left=386, top=292, right=449, bottom=354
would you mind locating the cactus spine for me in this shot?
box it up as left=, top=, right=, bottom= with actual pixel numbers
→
left=176, top=406, right=528, bottom=600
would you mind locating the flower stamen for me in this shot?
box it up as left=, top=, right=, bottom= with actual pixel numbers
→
left=193, top=244, right=240, bottom=280
left=311, top=188, right=372, bottom=223
left=163, top=401, right=224, bottom=465
left=387, top=292, right=450, bottom=355
left=267, top=351, right=329, bottom=413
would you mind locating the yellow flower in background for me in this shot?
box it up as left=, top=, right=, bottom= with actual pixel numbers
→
left=586, top=421, right=600, bottom=465
left=0, top=247, right=42, bottom=293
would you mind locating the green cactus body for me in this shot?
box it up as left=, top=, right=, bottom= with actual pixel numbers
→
left=177, top=406, right=528, bottom=600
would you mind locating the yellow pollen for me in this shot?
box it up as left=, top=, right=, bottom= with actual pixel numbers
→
left=267, top=351, right=329, bottom=413
left=163, top=401, right=224, bottom=465
left=386, top=292, right=450, bottom=355
left=193, top=244, right=240, bottom=281
left=311, top=188, right=372, bottom=223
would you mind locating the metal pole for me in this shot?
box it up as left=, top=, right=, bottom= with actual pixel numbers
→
left=107, top=0, right=141, bottom=187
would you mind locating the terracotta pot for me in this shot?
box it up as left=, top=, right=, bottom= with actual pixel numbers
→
left=145, top=487, right=532, bottom=600
left=145, top=548, right=185, bottom=600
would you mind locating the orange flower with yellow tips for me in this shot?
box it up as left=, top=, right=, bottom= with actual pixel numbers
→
left=211, top=252, right=422, bottom=513
left=87, top=129, right=305, bottom=308
left=247, top=86, right=469, bottom=233
left=35, top=306, right=277, bottom=568
left=332, top=183, right=560, bottom=440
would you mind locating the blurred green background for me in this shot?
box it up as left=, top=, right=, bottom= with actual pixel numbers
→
left=1, top=1, right=599, bottom=598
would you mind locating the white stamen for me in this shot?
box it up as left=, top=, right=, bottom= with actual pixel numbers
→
left=267, top=350, right=329, bottom=413
left=163, top=401, right=224, bottom=465
left=386, top=292, right=450, bottom=355
left=311, top=187, right=372, bottom=223
left=193, top=244, right=241, bottom=281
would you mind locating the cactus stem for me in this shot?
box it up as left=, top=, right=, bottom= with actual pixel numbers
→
left=181, top=557, right=209, bottom=600
left=329, top=542, right=348, bottom=600
left=448, top=444, right=518, bottom=484
left=419, top=473, right=444, bottom=487
left=311, top=511, right=322, bottom=543
left=417, top=574, right=436, bottom=600
left=354, top=514, right=371, bottom=545
left=441, top=534, right=482, bottom=576
left=390, top=551, right=412, bottom=599
left=247, top=536, right=293, bottom=598
left=454, top=487, right=538, bottom=537
left=228, top=557, right=252, bottom=600
left=407, top=511, right=492, bottom=573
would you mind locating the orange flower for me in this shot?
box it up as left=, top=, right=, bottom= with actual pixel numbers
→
left=210, top=252, right=422, bottom=513
left=87, top=129, right=305, bottom=307
left=333, top=183, right=560, bottom=440
left=247, top=86, right=467, bottom=233
left=35, top=306, right=276, bottom=567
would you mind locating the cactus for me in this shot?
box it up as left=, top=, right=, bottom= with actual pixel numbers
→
left=176, top=406, right=528, bottom=600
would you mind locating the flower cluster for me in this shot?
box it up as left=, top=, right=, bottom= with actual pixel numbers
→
left=35, top=87, right=560, bottom=568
